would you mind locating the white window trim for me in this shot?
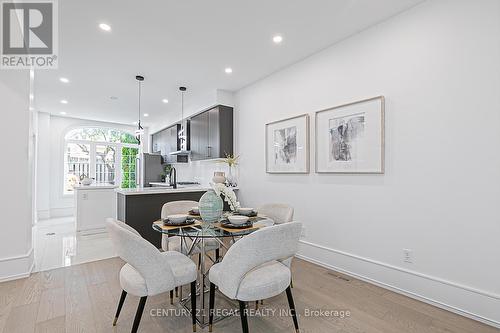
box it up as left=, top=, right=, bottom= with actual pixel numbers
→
left=63, top=139, right=139, bottom=195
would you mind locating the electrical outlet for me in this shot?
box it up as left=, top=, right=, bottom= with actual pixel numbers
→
left=300, top=226, right=306, bottom=239
left=403, top=249, right=413, bottom=263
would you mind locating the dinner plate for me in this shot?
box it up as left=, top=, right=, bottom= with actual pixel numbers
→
left=162, top=218, right=196, bottom=226
left=220, top=219, right=253, bottom=229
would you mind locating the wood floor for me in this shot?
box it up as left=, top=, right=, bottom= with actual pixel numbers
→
left=0, top=257, right=497, bottom=333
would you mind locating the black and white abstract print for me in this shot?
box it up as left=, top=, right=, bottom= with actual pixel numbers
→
left=274, top=126, right=297, bottom=165
left=329, top=113, right=365, bottom=161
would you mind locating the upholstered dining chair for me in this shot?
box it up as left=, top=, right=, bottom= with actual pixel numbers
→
left=255, top=203, right=296, bottom=289
left=106, top=218, right=198, bottom=333
left=257, top=203, right=294, bottom=225
left=208, top=222, right=302, bottom=333
left=161, top=200, right=220, bottom=258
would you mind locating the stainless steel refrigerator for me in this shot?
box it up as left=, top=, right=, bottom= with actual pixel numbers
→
left=136, top=153, right=163, bottom=187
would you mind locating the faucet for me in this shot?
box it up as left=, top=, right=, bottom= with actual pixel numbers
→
left=169, top=166, right=177, bottom=189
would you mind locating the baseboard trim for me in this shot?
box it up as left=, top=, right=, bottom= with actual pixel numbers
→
left=299, top=240, right=499, bottom=300
left=297, top=240, right=500, bottom=329
left=0, top=247, right=34, bottom=282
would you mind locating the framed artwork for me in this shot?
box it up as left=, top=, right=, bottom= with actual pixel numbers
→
left=266, top=114, right=310, bottom=173
left=315, top=96, right=385, bottom=173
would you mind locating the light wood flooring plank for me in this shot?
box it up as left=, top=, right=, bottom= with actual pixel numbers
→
left=36, top=287, right=65, bottom=323
left=0, top=278, right=22, bottom=333
left=35, top=315, right=65, bottom=333
left=0, top=257, right=497, bottom=333
left=3, top=302, right=39, bottom=333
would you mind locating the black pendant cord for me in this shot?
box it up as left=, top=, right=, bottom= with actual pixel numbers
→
left=135, top=75, right=145, bottom=143
left=138, top=80, right=141, bottom=127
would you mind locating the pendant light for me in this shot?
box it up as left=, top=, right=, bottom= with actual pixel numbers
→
left=179, top=86, right=187, bottom=149
left=135, top=75, right=145, bottom=143
left=170, top=86, right=191, bottom=155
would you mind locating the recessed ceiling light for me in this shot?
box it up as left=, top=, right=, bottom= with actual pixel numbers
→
left=29, top=94, right=34, bottom=100
left=272, top=35, right=283, bottom=44
left=60, top=111, right=67, bottom=115
left=162, top=98, right=169, bottom=104
left=143, top=113, right=149, bottom=117
left=60, top=99, right=68, bottom=104
left=59, top=77, right=69, bottom=83
left=29, top=107, right=34, bottom=111
left=99, top=23, right=111, bottom=31
left=225, top=67, right=233, bottom=74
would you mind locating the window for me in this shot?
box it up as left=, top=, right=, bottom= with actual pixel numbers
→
left=64, top=127, right=139, bottom=193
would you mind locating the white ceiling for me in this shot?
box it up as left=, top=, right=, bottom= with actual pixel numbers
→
left=34, top=0, right=424, bottom=129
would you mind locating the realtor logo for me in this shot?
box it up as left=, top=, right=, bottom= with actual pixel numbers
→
left=1, top=0, right=58, bottom=69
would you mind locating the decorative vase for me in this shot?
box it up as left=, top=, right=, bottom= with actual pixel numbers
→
left=226, top=166, right=237, bottom=187
left=212, top=172, right=226, bottom=184
left=199, top=189, right=223, bottom=224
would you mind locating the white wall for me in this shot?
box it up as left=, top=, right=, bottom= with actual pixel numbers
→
left=36, top=115, right=138, bottom=218
left=36, top=112, right=51, bottom=219
left=236, top=0, right=500, bottom=327
left=0, top=71, right=34, bottom=281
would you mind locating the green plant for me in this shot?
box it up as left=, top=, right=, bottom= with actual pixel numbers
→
left=161, top=164, right=172, bottom=177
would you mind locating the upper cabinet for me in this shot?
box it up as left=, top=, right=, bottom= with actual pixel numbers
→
left=190, top=105, right=233, bottom=161
left=151, top=123, right=181, bottom=163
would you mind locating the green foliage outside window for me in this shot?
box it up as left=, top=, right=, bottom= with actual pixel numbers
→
left=121, top=133, right=139, bottom=189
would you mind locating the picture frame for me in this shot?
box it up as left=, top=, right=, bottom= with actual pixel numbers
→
left=265, top=114, right=310, bottom=174
left=315, top=96, right=385, bottom=174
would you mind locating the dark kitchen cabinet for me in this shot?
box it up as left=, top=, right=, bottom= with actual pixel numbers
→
left=151, top=124, right=181, bottom=163
left=189, top=105, right=233, bottom=161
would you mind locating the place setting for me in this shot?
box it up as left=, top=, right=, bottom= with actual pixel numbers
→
left=154, top=213, right=201, bottom=230
left=215, top=207, right=267, bottom=231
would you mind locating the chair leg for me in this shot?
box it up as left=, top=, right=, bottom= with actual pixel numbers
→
left=170, top=290, right=174, bottom=305
left=198, top=253, right=202, bottom=269
left=113, top=290, right=127, bottom=326
left=238, top=301, right=249, bottom=333
left=215, top=248, right=220, bottom=262
left=175, top=286, right=179, bottom=297
left=290, top=277, right=294, bottom=288
left=285, top=286, right=299, bottom=333
left=131, top=296, right=147, bottom=333
left=255, top=300, right=259, bottom=310
left=209, top=283, right=216, bottom=332
left=190, top=281, right=197, bottom=332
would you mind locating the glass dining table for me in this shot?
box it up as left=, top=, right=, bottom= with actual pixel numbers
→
left=152, top=213, right=273, bottom=328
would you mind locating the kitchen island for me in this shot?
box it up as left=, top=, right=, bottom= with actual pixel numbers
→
left=116, top=186, right=237, bottom=247
left=75, top=184, right=118, bottom=234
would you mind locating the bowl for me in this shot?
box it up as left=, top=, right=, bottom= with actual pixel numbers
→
left=81, top=177, right=93, bottom=186
left=191, top=207, right=200, bottom=214
left=238, top=207, right=254, bottom=215
left=167, top=214, right=188, bottom=223
left=228, top=215, right=249, bottom=225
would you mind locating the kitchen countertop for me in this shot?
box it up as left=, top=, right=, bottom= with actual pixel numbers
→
left=116, top=185, right=238, bottom=196
left=149, top=182, right=180, bottom=187
left=74, top=184, right=118, bottom=190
